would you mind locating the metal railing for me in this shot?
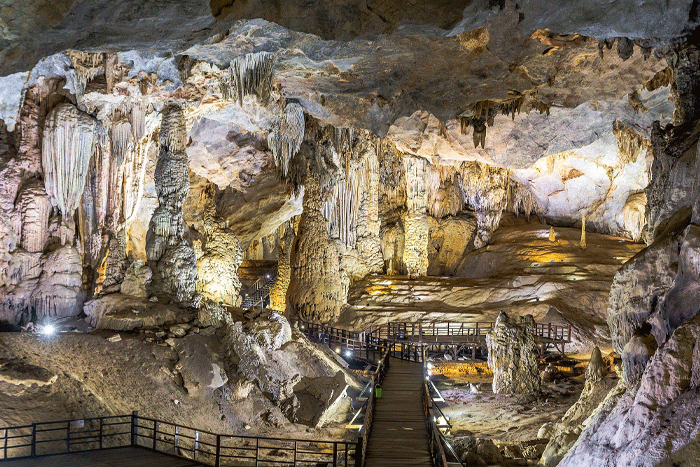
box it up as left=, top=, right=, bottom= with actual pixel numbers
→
left=1, top=415, right=132, bottom=461
left=1, top=413, right=360, bottom=467
left=240, top=266, right=278, bottom=309
left=350, top=347, right=391, bottom=467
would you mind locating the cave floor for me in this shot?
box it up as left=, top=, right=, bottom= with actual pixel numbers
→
left=434, top=373, right=584, bottom=442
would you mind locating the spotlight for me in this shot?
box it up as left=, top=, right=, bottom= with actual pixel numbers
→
left=41, top=324, right=56, bottom=336
left=344, top=349, right=352, bottom=357
left=335, top=347, right=341, bottom=354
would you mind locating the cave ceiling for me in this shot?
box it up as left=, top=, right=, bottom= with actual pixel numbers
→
left=0, top=0, right=696, bottom=244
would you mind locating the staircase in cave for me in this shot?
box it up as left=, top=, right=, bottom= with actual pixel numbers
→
left=240, top=266, right=278, bottom=309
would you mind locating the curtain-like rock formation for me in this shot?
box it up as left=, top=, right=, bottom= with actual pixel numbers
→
left=41, top=103, right=98, bottom=232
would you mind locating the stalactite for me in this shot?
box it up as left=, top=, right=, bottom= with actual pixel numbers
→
left=66, top=51, right=106, bottom=95
left=404, top=157, right=429, bottom=213
left=42, top=103, right=99, bottom=232
left=268, top=102, right=305, bottom=178
left=321, top=164, right=362, bottom=249
left=220, top=52, right=275, bottom=106
left=130, top=100, right=147, bottom=140
left=427, top=164, right=463, bottom=218
left=457, top=161, right=510, bottom=231
left=613, top=119, right=651, bottom=164
left=459, top=90, right=550, bottom=148
left=508, top=178, right=539, bottom=221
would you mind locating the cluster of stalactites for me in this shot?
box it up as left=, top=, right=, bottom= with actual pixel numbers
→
left=613, top=119, right=651, bottom=164
left=221, top=51, right=275, bottom=106
left=41, top=103, right=99, bottom=224
left=268, top=102, right=305, bottom=178
left=404, top=157, right=429, bottom=213
left=66, top=50, right=106, bottom=95
left=459, top=91, right=551, bottom=148
left=426, top=160, right=539, bottom=230
left=322, top=161, right=362, bottom=249
left=507, top=179, right=538, bottom=221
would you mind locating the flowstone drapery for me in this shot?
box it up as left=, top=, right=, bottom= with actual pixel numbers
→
left=41, top=103, right=98, bottom=232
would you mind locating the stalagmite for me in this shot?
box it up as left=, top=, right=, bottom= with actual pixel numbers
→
left=486, top=311, right=540, bottom=394
left=580, top=214, right=587, bottom=249
left=268, top=103, right=305, bottom=179
left=195, top=185, right=243, bottom=306
left=270, top=222, right=295, bottom=312
left=41, top=103, right=99, bottom=233
left=549, top=226, right=556, bottom=242
left=221, top=52, right=275, bottom=106
left=145, top=105, right=198, bottom=303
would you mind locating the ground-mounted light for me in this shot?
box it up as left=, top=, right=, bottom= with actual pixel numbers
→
left=335, top=347, right=341, bottom=353
left=344, top=349, right=352, bottom=357
left=40, top=324, right=56, bottom=336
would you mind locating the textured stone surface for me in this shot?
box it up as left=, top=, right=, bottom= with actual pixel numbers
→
left=486, top=311, right=540, bottom=394
left=560, top=313, right=700, bottom=467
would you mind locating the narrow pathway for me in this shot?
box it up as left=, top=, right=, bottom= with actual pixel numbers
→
left=364, top=359, right=433, bottom=467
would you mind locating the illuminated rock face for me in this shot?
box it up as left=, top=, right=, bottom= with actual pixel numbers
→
left=486, top=311, right=541, bottom=395
left=0, top=3, right=700, bottom=463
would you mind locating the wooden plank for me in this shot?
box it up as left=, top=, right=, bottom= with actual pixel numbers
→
left=0, top=446, right=204, bottom=466
left=364, top=359, right=432, bottom=467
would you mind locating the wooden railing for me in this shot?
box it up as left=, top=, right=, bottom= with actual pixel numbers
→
left=0, top=413, right=360, bottom=467
left=351, top=347, right=391, bottom=467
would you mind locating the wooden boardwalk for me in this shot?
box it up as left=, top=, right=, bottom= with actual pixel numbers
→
left=364, top=359, right=432, bottom=467
left=0, top=446, right=205, bottom=466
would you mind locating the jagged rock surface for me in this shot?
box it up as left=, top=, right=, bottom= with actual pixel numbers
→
left=486, top=311, right=540, bottom=394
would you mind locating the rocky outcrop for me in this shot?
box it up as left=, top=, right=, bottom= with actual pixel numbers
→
left=288, top=177, right=344, bottom=323
left=145, top=105, right=197, bottom=304
left=222, top=311, right=361, bottom=426
left=485, top=311, right=540, bottom=394
left=559, top=313, right=700, bottom=467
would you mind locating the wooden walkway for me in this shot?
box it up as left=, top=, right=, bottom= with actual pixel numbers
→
left=0, top=446, right=204, bottom=466
left=364, top=359, right=432, bottom=467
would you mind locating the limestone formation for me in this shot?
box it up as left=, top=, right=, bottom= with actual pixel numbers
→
left=119, top=259, right=152, bottom=299
left=16, top=179, right=51, bottom=253
left=268, top=103, right=304, bottom=179
left=288, top=177, right=344, bottom=323
left=485, top=311, right=540, bottom=394
left=31, top=245, right=85, bottom=320
left=41, top=103, right=99, bottom=231
left=145, top=105, right=197, bottom=304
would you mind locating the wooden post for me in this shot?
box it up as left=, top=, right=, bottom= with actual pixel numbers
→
left=131, top=412, right=138, bottom=446
left=354, top=436, right=363, bottom=467
left=152, top=421, right=158, bottom=450
left=31, top=424, right=36, bottom=457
